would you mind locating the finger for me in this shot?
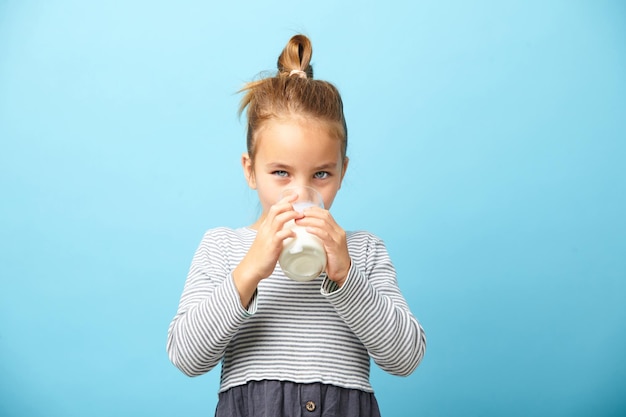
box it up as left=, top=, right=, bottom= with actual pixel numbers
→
left=275, top=227, right=297, bottom=241
left=300, top=205, right=326, bottom=215
left=294, top=215, right=331, bottom=231
left=300, top=207, right=337, bottom=225
left=267, top=199, right=300, bottom=222
left=274, top=210, right=303, bottom=229
left=277, top=192, right=299, bottom=206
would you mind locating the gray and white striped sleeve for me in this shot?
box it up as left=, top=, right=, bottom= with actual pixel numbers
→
left=166, top=231, right=257, bottom=377
left=321, top=233, right=426, bottom=376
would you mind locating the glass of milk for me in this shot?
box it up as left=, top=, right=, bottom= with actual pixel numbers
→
left=278, top=186, right=327, bottom=282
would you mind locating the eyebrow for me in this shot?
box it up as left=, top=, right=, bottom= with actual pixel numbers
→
left=314, top=162, right=340, bottom=171
left=266, top=163, right=291, bottom=169
left=266, top=162, right=338, bottom=171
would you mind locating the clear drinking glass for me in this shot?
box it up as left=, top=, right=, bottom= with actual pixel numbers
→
left=278, top=186, right=327, bottom=282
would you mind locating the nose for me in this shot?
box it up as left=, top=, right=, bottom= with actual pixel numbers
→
left=282, top=184, right=324, bottom=208
left=294, top=180, right=314, bottom=190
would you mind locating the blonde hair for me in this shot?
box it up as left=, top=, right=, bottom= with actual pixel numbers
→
left=239, top=34, right=348, bottom=164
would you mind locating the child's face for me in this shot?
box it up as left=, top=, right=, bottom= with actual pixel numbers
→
left=242, top=116, right=348, bottom=216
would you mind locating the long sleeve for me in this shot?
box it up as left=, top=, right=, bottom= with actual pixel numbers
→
left=321, top=232, right=426, bottom=376
left=167, top=228, right=424, bottom=393
left=166, top=229, right=257, bottom=377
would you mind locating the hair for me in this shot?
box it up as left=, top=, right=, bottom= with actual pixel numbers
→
left=239, top=34, right=348, bottom=165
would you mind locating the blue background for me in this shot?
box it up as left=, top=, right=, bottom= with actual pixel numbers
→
left=1, top=1, right=625, bottom=416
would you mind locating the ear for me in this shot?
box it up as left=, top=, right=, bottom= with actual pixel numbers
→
left=339, top=157, right=349, bottom=186
left=241, top=153, right=257, bottom=189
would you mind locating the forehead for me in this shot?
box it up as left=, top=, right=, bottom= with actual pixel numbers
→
left=254, top=117, right=343, bottom=166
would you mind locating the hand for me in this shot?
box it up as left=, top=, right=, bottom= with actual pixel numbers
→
left=294, top=207, right=351, bottom=286
left=233, top=194, right=302, bottom=306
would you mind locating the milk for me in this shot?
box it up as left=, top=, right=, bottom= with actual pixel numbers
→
left=277, top=189, right=327, bottom=282
left=279, top=223, right=327, bottom=282
left=292, top=201, right=315, bottom=212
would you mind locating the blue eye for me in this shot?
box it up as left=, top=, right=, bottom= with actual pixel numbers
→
left=314, top=171, right=329, bottom=179
left=273, top=170, right=288, bottom=177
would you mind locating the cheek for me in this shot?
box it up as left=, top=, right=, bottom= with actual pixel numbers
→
left=256, top=187, right=280, bottom=209
left=321, top=190, right=339, bottom=210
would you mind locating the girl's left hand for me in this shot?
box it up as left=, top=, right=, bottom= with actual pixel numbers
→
left=294, top=207, right=350, bottom=286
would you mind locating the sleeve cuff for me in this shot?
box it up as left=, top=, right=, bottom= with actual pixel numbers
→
left=320, top=261, right=360, bottom=298
left=226, top=273, right=258, bottom=317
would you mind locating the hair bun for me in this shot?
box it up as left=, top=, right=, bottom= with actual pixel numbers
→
left=239, top=33, right=348, bottom=162
left=277, top=34, right=314, bottom=79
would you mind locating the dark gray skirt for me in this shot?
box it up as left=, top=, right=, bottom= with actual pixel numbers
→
left=215, top=380, right=381, bottom=417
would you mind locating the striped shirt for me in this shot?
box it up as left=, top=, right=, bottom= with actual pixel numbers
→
left=167, top=227, right=426, bottom=393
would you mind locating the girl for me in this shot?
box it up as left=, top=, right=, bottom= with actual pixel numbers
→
left=167, top=34, right=426, bottom=417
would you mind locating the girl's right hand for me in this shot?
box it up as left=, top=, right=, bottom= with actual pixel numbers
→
left=232, top=194, right=301, bottom=306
